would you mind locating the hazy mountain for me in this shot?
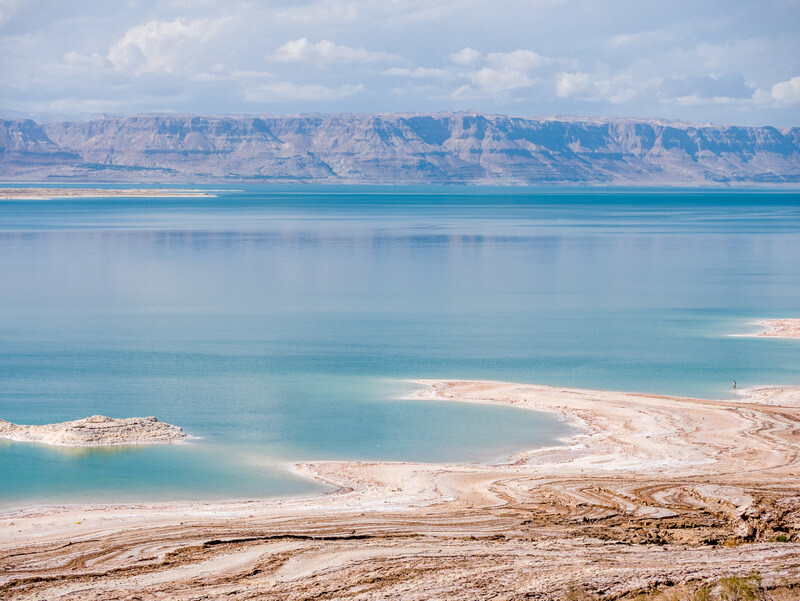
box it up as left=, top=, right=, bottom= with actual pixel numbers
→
left=0, top=119, right=82, bottom=174
left=2, top=113, right=799, bottom=184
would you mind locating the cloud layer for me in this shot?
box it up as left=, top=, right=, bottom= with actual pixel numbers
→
left=0, top=0, right=798, bottom=125
left=272, top=38, right=398, bottom=64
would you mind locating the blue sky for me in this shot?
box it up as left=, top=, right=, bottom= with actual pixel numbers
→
left=1, top=0, right=799, bottom=125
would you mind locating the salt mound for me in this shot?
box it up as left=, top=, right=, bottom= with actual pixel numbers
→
left=0, top=415, right=189, bottom=447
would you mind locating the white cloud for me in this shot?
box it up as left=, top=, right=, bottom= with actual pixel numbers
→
left=63, top=51, right=108, bottom=68
left=486, top=49, right=549, bottom=71
left=389, top=83, right=438, bottom=97
left=275, top=1, right=364, bottom=25
left=450, top=47, right=481, bottom=66
left=0, top=0, right=26, bottom=26
left=244, top=81, right=365, bottom=102
left=470, top=67, right=533, bottom=92
left=555, top=72, right=592, bottom=97
left=43, top=50, right=111, bottom=75
left=272, top=38, right=396, bottom=63
left=191, top=68, right=274, bottom=83
left=660, top=73, right=753, bottom=100
left=107, top=18, right=229, bottom=76
left=771, top=76, right=800, bottom=105
left=275, top=0, right=486, bottom=28
left=591, top=75, right=644, bottom=105
left=460, top=49, right=549, bottom=93
left=384, top=67, right=452, bottom=79
left=47, top=97, right=131, bottom=113
left=553, top=71, right=645, bottom=104
left=669, top=95, right=753, bottom=106
left=608, top=30, right=677, bottom=49
left=0, top=0, right=797, bottom=123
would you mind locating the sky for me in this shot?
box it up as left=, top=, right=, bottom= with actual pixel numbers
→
left=0, top=0, right=799, bottom=125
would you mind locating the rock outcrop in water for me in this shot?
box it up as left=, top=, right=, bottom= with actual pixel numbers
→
left=0, top=415, right=189, bottom=447
left=1, top=113, right=799, bottom=184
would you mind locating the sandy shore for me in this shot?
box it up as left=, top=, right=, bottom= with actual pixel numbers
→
left=0, top=415, right=189, bottom=447
left=735, top=318, right=800, bottom=339
left=0, top=187, right=215, bottom=199
left=2, top=379, right=800, bottom=600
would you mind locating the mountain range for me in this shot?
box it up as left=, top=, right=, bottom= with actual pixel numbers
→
left=1, top=112, right=799, bottom=184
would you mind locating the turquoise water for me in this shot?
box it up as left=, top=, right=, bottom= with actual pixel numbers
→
left=1, top=186, right=799, bottom=507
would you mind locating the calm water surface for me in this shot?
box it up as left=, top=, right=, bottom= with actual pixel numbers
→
left=1, top=186, right=799, bottom=507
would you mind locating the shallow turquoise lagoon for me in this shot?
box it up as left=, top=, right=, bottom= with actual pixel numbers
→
left=1, top=186, right=799, bottom=507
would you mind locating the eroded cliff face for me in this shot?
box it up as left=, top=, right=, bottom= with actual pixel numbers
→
left=41, top=115, right=335, bottom=180
left=1, top=113, right=798, bottom=183
left=0, top=119, right=82, bottom=176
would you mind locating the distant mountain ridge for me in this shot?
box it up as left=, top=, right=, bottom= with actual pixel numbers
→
left=1, top=112, right=799, bottom=184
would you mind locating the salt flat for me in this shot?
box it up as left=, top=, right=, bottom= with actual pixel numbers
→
left=2, top=379, right=799, bottom=599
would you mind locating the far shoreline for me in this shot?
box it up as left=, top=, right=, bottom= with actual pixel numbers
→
left=0, top=187, right=216, bottom=200
left=2, top=181, right=800, bottom=190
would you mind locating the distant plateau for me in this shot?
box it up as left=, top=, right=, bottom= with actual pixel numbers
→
left=1, top=112, right=799, bottom=185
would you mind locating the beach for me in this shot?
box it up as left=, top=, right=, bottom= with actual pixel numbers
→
left=3, top=378, right=800, bottom=599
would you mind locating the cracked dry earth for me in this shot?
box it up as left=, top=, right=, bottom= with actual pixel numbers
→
left=2, top=380, right=800, bottom=600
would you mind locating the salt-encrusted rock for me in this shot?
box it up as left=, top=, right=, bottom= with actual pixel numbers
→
left=0, top=415, right=189, bottom=447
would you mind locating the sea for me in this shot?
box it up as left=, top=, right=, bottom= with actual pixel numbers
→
left=1, top=185, right=799, bottom=507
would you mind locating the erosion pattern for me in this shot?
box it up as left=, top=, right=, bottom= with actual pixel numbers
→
left=1, top=113, right=799, bottom=184
left=0, top=415, right=188, bottom=446
left=2, top=380, right=800, bottom=600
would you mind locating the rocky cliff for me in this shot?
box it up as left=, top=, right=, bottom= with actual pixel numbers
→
left=0, top=119, right=82, bottom=175
left=1, top=113, right=798, bottom=184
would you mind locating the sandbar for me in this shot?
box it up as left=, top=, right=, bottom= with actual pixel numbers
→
left=0, top=415, right=189, bottom=447
left=2, top=379, right=799, bottom=599
left=0, top=187, right=215, bottom=199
